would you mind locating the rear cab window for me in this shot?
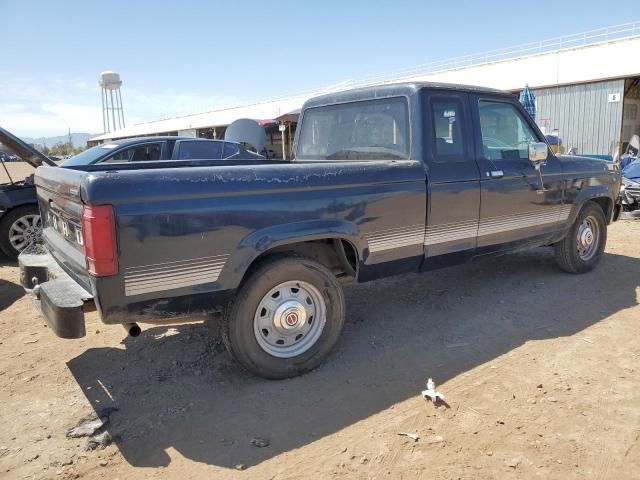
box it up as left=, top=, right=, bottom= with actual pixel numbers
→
left=296, top=97, right=410, bottom=161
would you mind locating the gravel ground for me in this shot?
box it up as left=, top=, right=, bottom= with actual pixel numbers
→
left=0, top=220, right=639, bottom=479
left=0, top=163, right=39, bottom=184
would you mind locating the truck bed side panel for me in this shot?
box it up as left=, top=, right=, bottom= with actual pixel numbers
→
left=78, top=161, right=426, bottom=323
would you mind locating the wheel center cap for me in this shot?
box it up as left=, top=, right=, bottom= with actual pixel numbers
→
left=580, top=227, right=593, bottom=246
left=285, top=311, right=299, bottom=326
left=273, top=300, right=307, bottom=332
left=20, top=226, right=41, bottom=245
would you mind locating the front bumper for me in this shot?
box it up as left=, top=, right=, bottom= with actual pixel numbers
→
left=620, top=182, right=640, bottom=206
left=19, top=245, right=94, bottom=339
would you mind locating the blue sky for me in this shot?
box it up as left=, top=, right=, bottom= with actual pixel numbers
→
left=1, top=0, right=638, bottom=137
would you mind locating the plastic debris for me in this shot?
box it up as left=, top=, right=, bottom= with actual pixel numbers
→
left=66, top=408, right=117, bottom=450
left=86, top=431, right=112, bottom=451
left=397, top=432, right=420, bottom=442
left=67, top=417, right=106, bottom=438
left=422, top=378, right=445, bottom=404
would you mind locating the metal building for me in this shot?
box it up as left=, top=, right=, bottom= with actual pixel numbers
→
left=533, top=79, right=625, bottom=156
left=89, top=22, right=640, bottom=159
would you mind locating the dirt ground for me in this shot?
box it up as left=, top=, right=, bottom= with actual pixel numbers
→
left=0, top=163, right=39, bottom=184
left=1, top=220, right=639, bottom=480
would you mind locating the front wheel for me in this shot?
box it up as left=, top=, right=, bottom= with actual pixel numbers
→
left=221, top=256, right=345, bottom=379
left=554, top=201, right=607, bottom=273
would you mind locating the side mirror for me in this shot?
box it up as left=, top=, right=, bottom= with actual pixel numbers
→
left=529, top=142, right=548, bottom=163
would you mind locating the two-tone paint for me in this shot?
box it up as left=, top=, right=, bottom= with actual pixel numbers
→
left=30, top=83, right=620, bottom=330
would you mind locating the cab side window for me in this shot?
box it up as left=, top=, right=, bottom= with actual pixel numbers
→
left=430, top=98, right=466, bottom=162
left=478, top=101, right=538, bottom=161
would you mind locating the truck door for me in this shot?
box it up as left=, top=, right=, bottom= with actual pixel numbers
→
left=469, top=95, right=564, bottom=252
left=421, top=90, right=481, bottom=268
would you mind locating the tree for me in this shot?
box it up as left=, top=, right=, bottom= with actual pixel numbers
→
left=49, top=142, right=73, bottom=157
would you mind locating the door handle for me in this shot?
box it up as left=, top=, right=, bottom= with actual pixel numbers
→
left=487, top=170, right=504, bottom=179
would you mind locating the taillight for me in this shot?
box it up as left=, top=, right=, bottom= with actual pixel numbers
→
left=81, top=205, right=118, bottom=276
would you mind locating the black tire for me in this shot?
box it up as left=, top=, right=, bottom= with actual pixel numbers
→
left=221, top=255, right=345, bottom=379
left=0, top=205, right=41, bottom=260
left=554, top=201, right=607, bottom=274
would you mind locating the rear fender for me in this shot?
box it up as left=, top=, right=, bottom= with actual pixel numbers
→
left=225, top=219, right=363, bottom=287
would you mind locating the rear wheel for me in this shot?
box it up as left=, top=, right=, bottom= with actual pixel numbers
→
left=221, top=256, right=345, bottom=379
left=0, top=205, right=42, bottom=260
left=554, top=202, right=607, bottom=273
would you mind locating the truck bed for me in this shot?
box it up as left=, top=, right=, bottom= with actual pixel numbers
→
left=34, top=159, right=426, bottom=323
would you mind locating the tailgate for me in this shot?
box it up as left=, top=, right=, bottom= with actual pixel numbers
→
left=34, top=166, right=92, bottom=291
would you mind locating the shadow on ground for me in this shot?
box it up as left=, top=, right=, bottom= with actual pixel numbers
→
left=0, top=253, right=23, bottom=311
left=0, top=279, right=23, bottom=311
left=66, top=249, right=640, bottom=469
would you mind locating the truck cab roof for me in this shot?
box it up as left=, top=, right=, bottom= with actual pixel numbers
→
left=302, top=82, right=511, bottom=109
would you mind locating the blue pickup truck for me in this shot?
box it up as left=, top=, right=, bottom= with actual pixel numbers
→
left=14, top=83, right=620, bottom=379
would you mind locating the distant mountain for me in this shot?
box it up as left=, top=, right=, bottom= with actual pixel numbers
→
left=21, top=133, right=96, bottom=149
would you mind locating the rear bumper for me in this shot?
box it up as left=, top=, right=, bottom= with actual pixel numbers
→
left=19, top=245, right=94, bottom=339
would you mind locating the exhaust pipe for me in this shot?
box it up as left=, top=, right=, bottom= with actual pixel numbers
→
left=123, top=323, right=141, bottom=337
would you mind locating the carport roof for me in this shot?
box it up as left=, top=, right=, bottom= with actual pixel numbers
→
left=275, top=109, right=301, bottom=123
left=90, top=95, right=311, bottom=142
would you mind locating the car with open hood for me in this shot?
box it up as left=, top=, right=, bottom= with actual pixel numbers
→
left=0, top=127, right=57, bottom=259
left=0, top=126, right=263, bottom=259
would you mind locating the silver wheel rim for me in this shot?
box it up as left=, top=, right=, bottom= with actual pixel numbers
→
left=8, top=214, right=41, bottom=252
left=253, top=280, right=327, bottom=358
left=577, top=215, right=599, bottom=261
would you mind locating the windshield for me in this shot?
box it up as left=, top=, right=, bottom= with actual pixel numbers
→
left=296, top=97, right=410, bottom=161
left=61, top=143, right=121, bottom=166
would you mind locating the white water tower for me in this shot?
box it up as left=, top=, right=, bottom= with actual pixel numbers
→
left=99, top=71, right=125, bottom=133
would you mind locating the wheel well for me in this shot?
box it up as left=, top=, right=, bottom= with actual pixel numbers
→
left=243, top=239, right=358, bottom=285
left=590, top=197, right=612, bottom=221
left=0, top=204, right=40, bottom=228
left=1, top=203, right=39, bottom=218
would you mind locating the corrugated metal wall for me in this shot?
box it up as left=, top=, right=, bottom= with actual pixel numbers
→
left=533, top=79, right=624, bottom=155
